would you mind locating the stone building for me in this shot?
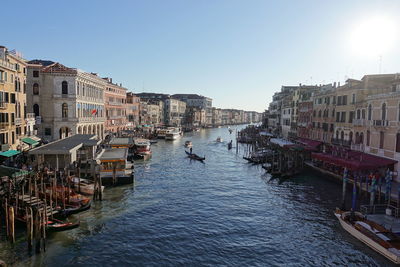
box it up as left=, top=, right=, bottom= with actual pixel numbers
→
left=103, top=78, right=127, bottom=134
left=126, top=92, right=140, bottom=128
left=280, top=95, right=292, bottom=138
left=164, top=98, right=186, bottom=126
left=27, top=61, right=106, bottom=141
left=0, top=46, right=29, bottom=151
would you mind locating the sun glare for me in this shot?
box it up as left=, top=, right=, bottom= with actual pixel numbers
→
left=349, top=15, right=397, bottom=58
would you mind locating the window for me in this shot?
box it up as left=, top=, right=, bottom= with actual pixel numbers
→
left=396, top=133, right=400, bottom=152
left=367, top=130, right=370, bottom=146
left=368, top=104, right=372, bottom=120
left=5, top=93, right=8, bottom=103
left=336, top=112, right=340, bottom=122
left=341, top=131, right=344, bottom=140
left=357, top=109, right=361, bottom=119
left=382, top=103, right=387, bottom=120
left=33, top=70, right=39, bottom=77
left=62, top=103, right=68, bottom=118
left=343, top=95, right=347, bottom=105
left=62, top=81, right=68, bottom=94
left=349, top=111, right=354, bottom=123
left=341, top=112, right=346, bottom=122
left=10, top=94, right=15, bottom=104
left=318, top=110, right=322, bottom=117
left=45, top=128, right=51, bottom=136
left=352, top=94, right=355, bottom=104
left=380, top=131, right=384, bottom=149
left=33, top=83, right=39, bottom=95
left=33, top=104, right=39, bottom=117
left=332, top=109, right=335, bottom=117
left=362, top=109, right=365, bottom=119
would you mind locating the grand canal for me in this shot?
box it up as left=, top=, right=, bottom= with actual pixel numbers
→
left=0, top=126, right=395, bottom=266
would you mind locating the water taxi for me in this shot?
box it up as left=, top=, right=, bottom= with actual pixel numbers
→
left=335, top=208, right=400, bottom=264
left=133, top=138, right=152, bottom=160
left=165, top=128, right=182, bottom=140
left=97, top=148, right=134, bottom=186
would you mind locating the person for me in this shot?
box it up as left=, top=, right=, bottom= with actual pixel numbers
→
left=190, top=147, right=193, bottom=154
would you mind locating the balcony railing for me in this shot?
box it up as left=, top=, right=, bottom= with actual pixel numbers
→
left=26, top=113, right=35, bottom=119
left=0, top=122, right=9, bottom=130
left=373, top=120, right=389, bottom=127
left=353, top=119, right=367, bottom=126
left=0, top=102, right=8, bottom=109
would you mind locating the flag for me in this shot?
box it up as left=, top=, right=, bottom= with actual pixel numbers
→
left=91, top=109, right=97, bottom=115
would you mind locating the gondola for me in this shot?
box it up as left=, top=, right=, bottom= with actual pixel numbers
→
left=185, top=151, right=205, bottom=161
left=46, top=218, right=80, bottom=232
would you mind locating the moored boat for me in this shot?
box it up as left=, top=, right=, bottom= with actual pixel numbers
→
left=71, top=177, right=104, bottom=196
left=216, top=137, right=223, bottom=142
left=335, top=208, right=400, bottom=264
left=133, top=138, right=152, bottom=160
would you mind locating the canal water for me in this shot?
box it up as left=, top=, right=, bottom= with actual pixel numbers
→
left=0, top=125, right=396, bottom=266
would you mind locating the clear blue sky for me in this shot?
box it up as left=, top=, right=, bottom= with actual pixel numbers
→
left=3, top=0, right=400, bottom=112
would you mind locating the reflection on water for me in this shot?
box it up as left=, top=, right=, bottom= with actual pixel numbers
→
left=0, top=125, right=396, bottom=266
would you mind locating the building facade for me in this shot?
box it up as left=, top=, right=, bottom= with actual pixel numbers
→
left=126, top=92, right=140, bottom=128
left=164, top=98, right=186, bottom=126
left=103, top=78, right=127, bottom=134
left=27, top=61, right=106, bottom=141
left=0, top=46, right=28, bottom=151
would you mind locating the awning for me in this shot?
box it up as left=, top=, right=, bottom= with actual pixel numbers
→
left=0, top=150, right=21, bottom=158
left=311, top=151, right=397, bottom=171
left=22, top=137, right=39, bottom=146
left=297, top=138, right=322, bottom=151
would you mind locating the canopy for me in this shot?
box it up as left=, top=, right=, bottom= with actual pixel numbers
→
left=311, top=151, right=397, bottom=171
left=297, top=138, right=322, bottom=151
left=22, top=137, right=39, bottom=146
left=0, top=150, right=21, bottom=158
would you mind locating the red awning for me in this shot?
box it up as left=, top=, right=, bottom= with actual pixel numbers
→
left=311, top=151, right=397, bottom=171
left=297, top=138, right=322, bottom=151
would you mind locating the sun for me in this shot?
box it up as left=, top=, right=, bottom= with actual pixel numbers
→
left=349, top=15, right=397, bottom=58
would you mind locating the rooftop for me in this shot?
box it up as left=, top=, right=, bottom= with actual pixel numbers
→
left=109, top=138, right=133, bottom=146
left=98, top=148, right=128, bottom=161
left=29, top=134, right=99, bottom=155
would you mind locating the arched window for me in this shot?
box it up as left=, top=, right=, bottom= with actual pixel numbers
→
left=360, top=132, right=364, bottom=145
left=340, top=131, right=344, bottom=140
left=33, top=83, right=39, bottom=95
left=62, top=103, right=68, bottom=118
left=368, top=104, right=372, bottom=120
left=357, top=109, right=361, bottom=119
left=366, top=130, right=370, bottom=146
left=62, top=81, right=68, bottom=95
left=362, top=109, right=365, bottom=119
left=349, top=132, right=353, bottom=143
left=33, top=104, right=39, bottom=117
left=318, top=110, right=322, bottom=117
left=355, top=132, right=359, bottom=144
left=382, top=103, right=387, bottom=120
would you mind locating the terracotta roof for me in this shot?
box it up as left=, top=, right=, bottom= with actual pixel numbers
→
left=41, top=62, right=77, bottom=74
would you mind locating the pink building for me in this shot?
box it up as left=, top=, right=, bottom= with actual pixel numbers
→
left=103, top=78, right=127, bottom=134
left=126, top=92, right=140, bottom=128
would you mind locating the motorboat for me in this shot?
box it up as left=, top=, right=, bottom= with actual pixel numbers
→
left=166, top=129, right=181, bottom=140
left=335, top=208, right=400, bottom=264
left=133, top=138, right=152, bottom=160
left=71, top=177, right=105, bottom=196
left=216, top=137, right=223, bottom=142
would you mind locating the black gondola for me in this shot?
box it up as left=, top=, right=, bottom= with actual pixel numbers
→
left=185, top=151, right=205, bottom=161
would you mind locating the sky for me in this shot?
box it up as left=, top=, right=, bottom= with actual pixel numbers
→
left=3, top=0, right=400, bottom=112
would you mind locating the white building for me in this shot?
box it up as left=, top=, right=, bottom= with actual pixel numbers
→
left=27, top=61, right=106, bottom=141
left=164, top=98, right=186, bottom=126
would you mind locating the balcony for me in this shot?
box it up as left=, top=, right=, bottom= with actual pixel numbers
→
left=15, top=118, right=22, bottom=125
left=373, top=120, right=389, bottom=127
left=26, top=113, right=35, bottom=119
left=0, top=122, right=9, bottom=130
left=0, top=102, right=8, bottom=109
left=331, top=138, right=351, bottom=147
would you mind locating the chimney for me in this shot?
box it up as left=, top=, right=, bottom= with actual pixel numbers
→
left=0, top=46, right=7, bottom=60
left=333, top=82, right=336, bottom=88
left=338, top=82, right=340, bottom=87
